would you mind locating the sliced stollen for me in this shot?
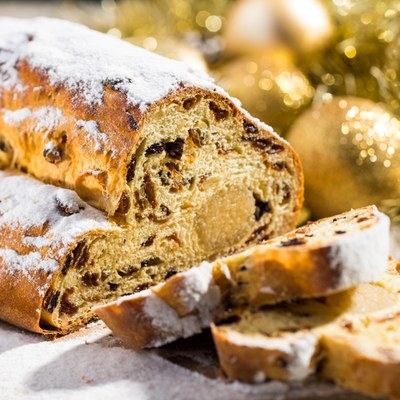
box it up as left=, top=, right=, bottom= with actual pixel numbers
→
left=95, top=205, right=390, bottom=349
left=211, top=260, right=400, bottom=399
left=0, top=17, right=303, bottom=283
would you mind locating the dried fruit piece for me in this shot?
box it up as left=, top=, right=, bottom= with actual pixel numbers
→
left=145, top=142, right=166, bottom=156
left=165, top=138, right=184, bottom=160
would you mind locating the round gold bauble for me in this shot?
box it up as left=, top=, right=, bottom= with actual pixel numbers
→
left=214, top=50, right=314, bottom=135
left=223, top=0, right=334, bottom=57
left=287, top=97, right=400, bottom=218
left=126, top=36, right=208, bottom=71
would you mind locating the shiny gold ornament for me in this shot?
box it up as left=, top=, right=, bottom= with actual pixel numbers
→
left=126, top=36, right=208, bottom=71
left=214, top=50, right=314, bottom=135
left=287, top=97, right=400, bottom=219
left=223, top=0, right=334, bottom=57
left=308, top=0, right=400, bottom=103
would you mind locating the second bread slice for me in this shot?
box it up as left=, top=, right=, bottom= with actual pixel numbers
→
left=95, top=205, right=390, bottom=349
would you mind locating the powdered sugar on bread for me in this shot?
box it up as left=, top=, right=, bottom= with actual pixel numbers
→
left=0, top=171, right=116, bottom=284
left=0, top=17, right=219, bottom=112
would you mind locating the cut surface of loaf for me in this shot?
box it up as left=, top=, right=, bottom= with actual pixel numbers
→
left=0, top=167, right=295, bottom=334
left=0, top=17, right=303, bottom=299
left=95, top=205, right=390, bottom=349
left=212, top=260, right=400, bottom=399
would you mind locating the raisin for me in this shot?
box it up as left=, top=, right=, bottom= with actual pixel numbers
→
left=182, top=96, right=199, bottom=110
left=133, top=283, right=151, bottom=293
left=108, top=283, right=119, bottom=291
left=243, top=120, right=259, bottom=134
left=27, top=34, right=34, bottom=42
left=214, top=315, right=241, bottom=326
left=61, top=254, right=72, bottom=275
left=20, top=166, right=28, bottom=174
left=254, top=198, right=271, bottom=221
left=165, top=269, right=178, bottom=279
left=141, top=235, right=155, bottom=247
left=126, top=155, right=136, bottom=183
left=357, top=217, right=369, bottom=223
left=143, top=173, right=157, bottom=208
left=145, top=142, right=166, bottom=156
left=165, top=138, right=184, bottom=160
left=43, top=142, right=63, bottom=164
left=59, top=289, right=78, bottom=315
left=271, top=161, right=287, bottom=171
left=280, top=238, right=305, bottom=247
left=116, top=192, right=130, bottom=214
left=126, top=111, right=138, bottom=130
left=209, top=102, right=228, bottom=121
left=82, top=271, right=99, bottom=286
left=141, top=257, right=163, bottom=268
left=117, top=265, right=139, bottom=277
left=43, top=290, right=60, bottom=313
left=241, top=136, right=284, bottom=154
left=72, top=241, right=89, bottom=267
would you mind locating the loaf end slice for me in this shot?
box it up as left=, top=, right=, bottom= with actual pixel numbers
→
left=212, top=260, right=400, bottom=399
left=95, top=205, right=390, bottom=349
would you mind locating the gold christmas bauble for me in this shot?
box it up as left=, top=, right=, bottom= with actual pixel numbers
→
left=223, top=0, right=334, bottom=57
left=287, top=97, right=400, bottom=218
left=307, top=0, right=400, bottom=103
left=214, top=50, right=314, bottom=135
left=126, top=36, right=208, bottom=71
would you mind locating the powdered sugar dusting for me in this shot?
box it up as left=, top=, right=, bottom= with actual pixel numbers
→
left=3, top=107, right=31, bottom=125
left=0, top=17, right=221, bottom=112
left=0, top=320, right=352, bottom=400
left=2, top=106, right=65, bottom=132
left=0, top=171, right=116, bottom=286
left=139, top=263, right=222, bottom=348
left=76, top=120, right=110, bottom=152
left=225, top=331, right=318, bottom=381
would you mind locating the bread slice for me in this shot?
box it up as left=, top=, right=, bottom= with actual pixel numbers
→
left=0, top=17, right=302, bottom=302
left=95, top=205, right=390, bottom=349
left=211, top=260, right=400, bottom=399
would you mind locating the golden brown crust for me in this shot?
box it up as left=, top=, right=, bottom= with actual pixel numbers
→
left=0, top=59, right=303, bottom=218
left=95, top=292, right=160, bottom=350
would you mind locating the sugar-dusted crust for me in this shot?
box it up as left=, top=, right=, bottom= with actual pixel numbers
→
left=0, top=17, right=303, bottom=218
left=0, top=170, right=118, bottom=333
left=212, top=260, right=400, bottom=399
left=95, top=205, right=390, bottom=350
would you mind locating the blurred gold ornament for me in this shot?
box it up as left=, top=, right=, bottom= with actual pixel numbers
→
left=110, top=0, right=231, bottom=38
left=223, top=0, right=334, bottom=57
left=307, top=0, right=400, bottom=103
left=214, top=49, right=314, bottom=134
left=287, top=97, right=400, bottom=219
left=126, top=36, right=208, bottom=71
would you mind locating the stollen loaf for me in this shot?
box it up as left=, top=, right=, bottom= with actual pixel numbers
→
left=0, top=17, right=303, bottom=308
